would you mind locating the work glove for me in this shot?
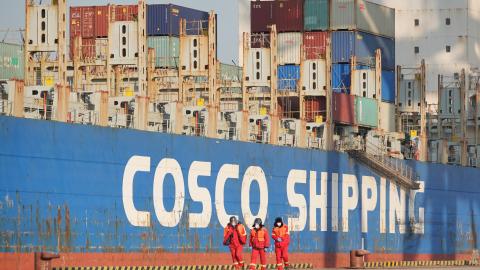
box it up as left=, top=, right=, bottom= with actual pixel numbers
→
left=277, top=238, right=282, bottom=242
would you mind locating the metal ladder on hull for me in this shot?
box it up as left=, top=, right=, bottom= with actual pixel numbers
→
left=345, top=141, right=421, bottom=190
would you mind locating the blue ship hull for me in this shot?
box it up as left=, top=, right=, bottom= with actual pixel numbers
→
left=0, top=116, right=479, bottom=268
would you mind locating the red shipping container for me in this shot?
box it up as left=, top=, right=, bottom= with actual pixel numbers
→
left=81, top=7, right=96, bottom=38
left=251, top=33, right=270, bottom=48
left=275, top=0, right=304, bottom=32
left=303, top=32, right=328, bottom=60
left=115, top=5, right=138, bottom=21
left=69, top=38, right=96, bottom=59
left=95, top=6, right=109, bottom=37
left=305, top=96, right=326, bottom=122
left=250, top=1, right=274, bottom=33
left=332, top=92, right=355, bottom=124
left=70, top=7, right=82, bottom=38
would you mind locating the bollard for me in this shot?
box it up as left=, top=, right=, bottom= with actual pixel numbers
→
left=349, top=249, right=370, bottom=269
left=34, top=252, right=61, bottom=270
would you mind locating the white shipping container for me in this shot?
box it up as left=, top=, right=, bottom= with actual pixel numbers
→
left=245, top=48, right=271, bottom=86
left=278, top=33, right=302, bottom=65
left=352, top=68, right=376, bottom=99
left=180, top=36, right=209, bottom=73
left=27, top=5, right=58, bottom=51
left=301, top=59, right=326, bottom=95
left=398, top=78, right=421, bottom=113
left=110, top=21, right=138, bottom=65
left=379, top=101, right=395, bottom=132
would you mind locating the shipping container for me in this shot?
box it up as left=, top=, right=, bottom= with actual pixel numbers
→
left=301, top=59, right=326, bottom=94
left=331, top=31, right=395, bottom=70
left=219, top=63, right=243, bottom=82
left=0, top=43, right=24, bottom=80
left=304, top=0, right=329, bottom=31
left=251, top=33, right=271, bottom=48
left=330, top=0, right=395, bottom=38
left=398, top=78, right=421, bottom=113
left=147, top=36, right=180, bottom=68
left=439, top=86, right=462, bottom=118
left=147, top=4, right=209, bottom=36
left=305, top=96, right=326, bottom=122
left=110, top=21, right=138, bottom=65
left=95, top=6, right=109, bottom=37
left=275, top=0, right=304, bottom=32
left=332, top=92, right=355, bottom=124
left=70, top=6, right=108, bottom=38
left=379, top=101, right=395, bottom=132
left=245, top=48, right=271, bottom=85
left=381, top=69, right=395, bottom=103
left=278, top=65, right=300, bottom=91
left=81, top=38, right=96, bottom=59
left=278, top=32, right=302, bottom=65
left=115, top=5, right=138, bottom=21
left=355, top=96, right=378, bottom=127
left=303, top=32, right=328, bottom=59
left=332, top=63, right=351, bottom=93
left=250, top=1, right=275, bottom=33
left=352, top=67, right=376, bottom=98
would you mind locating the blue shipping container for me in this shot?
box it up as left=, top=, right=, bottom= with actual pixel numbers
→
left=332, top=31, right=395, bottom=70
left=332, top=64, right=351, bottom=94
left=147, top=4, right=209, bottom=36
left=278, top=65, right=300, bottom=91
left=382, top=69, right=395, bottom=103
left=2, top=115, right=480, bottom=268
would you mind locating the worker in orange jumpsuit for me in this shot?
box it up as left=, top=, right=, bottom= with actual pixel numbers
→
left=272, top=217, right=290, bottom=270
left=224, top=216, right=247, bottom=269
left=249, top=218, right=270, bottom=270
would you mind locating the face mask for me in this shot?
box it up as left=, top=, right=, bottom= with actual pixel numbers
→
left=231, top=222, right=237, bottom=226
left=277, top=222, right=282, bottom=227
left=255, top=224, right=260, bottom=229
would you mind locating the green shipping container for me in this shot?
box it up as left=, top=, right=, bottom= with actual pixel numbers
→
left=147, top=36, right=179, bottom=68
left=0, top=43, right=24, bottom=80
left=219, top=63, right=242, bottom=82
left=304, top=0, right=329, bottom=31
left=355, top=96, right=378, bottom=127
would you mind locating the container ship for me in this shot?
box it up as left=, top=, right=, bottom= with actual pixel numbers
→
left=1, top=0, right=480, bottom=269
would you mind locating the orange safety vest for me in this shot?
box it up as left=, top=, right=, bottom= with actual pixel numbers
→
left=252, top=228, right=266, bottom=242
left=272, top=225, right=289, bottom=238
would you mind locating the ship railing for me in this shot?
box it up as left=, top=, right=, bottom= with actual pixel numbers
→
left=278, top=133, right=297, bottom=147
left=109, top=112, right=135, bottom=129
left=153, top=57, right=179, bottom=69
left=307, top=137, right=324, bottom=149
left=23, top=97, right=54, bottom=120
left=249, top=131, right=269, bottom=144
left=363, top=141, right=421, bottom=184
left=0, top=99, right=12, bottom=115
left=217, top=127, right=239, bottom=140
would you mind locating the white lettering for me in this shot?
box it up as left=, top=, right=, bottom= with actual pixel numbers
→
left=153, top=158, right=185, bottom=227
left=122, top=155, right=151, bottom=227
left=188, top=161, right=212, bottom=228
left=342, top=174, right=358, bottom=232
left=389, top=182, right=406, bottom=234
left=331, top=173, right=339, bottom=232
left=409, top=181, right=425, bottom=234
left=241, top=166, right=268, bottom=227
left=287, top=169, right=307, bottom=231
left=380, top=177, right=387, bottom=233
left=215, top=164, right=239, bottom=227
left=309, top=171, right=327, bottom=231
left=361, top=176, right=377, bottom=233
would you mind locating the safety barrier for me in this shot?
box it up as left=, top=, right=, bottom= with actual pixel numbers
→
left=53, top=263, right=313, bottom=270
left=364, top=259, right=477, bottom=268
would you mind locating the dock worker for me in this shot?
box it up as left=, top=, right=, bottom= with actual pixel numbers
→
left=272, top=217, right=290, bottom=270
left=224, top=216, right=247, bottom=269
left=249, top=218, right=270, bottom=270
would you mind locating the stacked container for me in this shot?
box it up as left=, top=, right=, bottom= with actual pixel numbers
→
left=146, top=4, right=209, bottom=69
left=329, top=0, right=395, bottom=127
left=250, top=0, right=304, bottom=93
left=69, top=5, right=138, bottom=59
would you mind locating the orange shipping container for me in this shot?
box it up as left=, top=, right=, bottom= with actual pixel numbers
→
left=95, top=6, right=109, bottom=37
left=303, top=32, right=328, bottom=60
left=115, top=5, right=138, bottom=21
